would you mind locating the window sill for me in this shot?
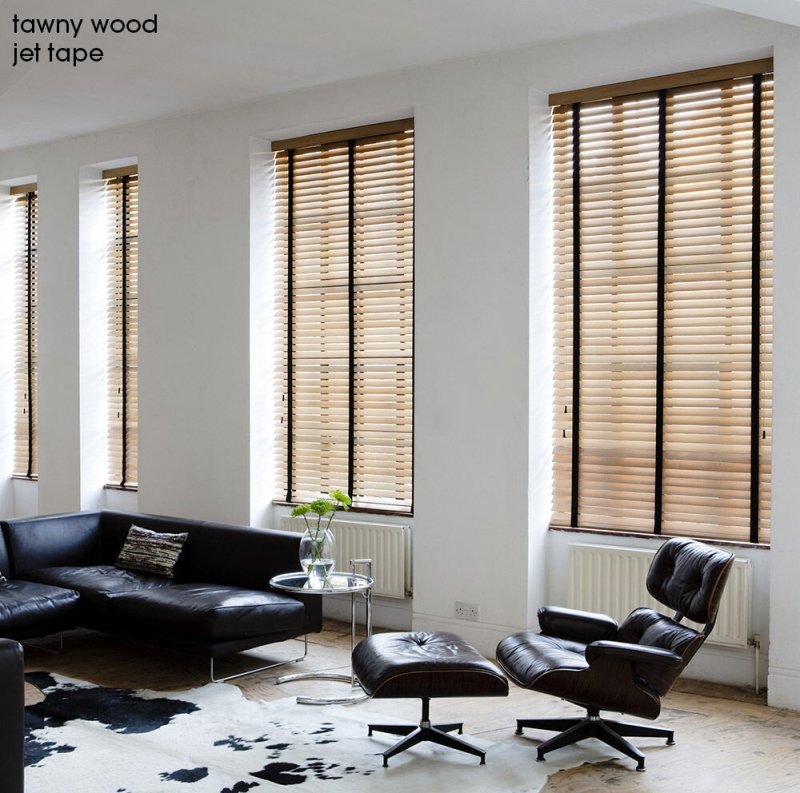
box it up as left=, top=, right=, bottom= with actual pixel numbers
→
left=549, top=524, right=769, bottom=550
left=272, top=500, right=412, bottom=519
left=104, top=484, right=138, bottom=492
left=10, top=474, right=38, bottom=482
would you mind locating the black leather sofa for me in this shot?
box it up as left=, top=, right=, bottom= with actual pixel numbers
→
left=0, top=638, right=24, bottom=793
left=0, top=510, right=321, bottom=675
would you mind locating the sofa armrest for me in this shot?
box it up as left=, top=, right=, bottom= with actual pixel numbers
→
left=538, top=606, right=619, bottom=643
left=2, top=511, right=102, bottom=575
left=0, top=639, right=25, bottom=793
left=585, top=640, right=683, bottom=668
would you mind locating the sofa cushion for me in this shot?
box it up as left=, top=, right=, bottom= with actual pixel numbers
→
left=108, top=583, right=306, bottom=640
left=115, top=526, right=187, bottom=578
left=0, top=580, right=80, bottom=638
left=20, top=566, right=173, bottom=607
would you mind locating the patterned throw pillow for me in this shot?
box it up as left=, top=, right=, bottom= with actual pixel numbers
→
left=115, top=525, right=188, bottom=578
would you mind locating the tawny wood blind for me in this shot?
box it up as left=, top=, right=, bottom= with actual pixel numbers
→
left=13, top=188, right=37, bottom=479
left=105, top=170, right=138, bottom=489
left=274, top=122, right=414, bottom=513
left=552, top=70, right=773, bottom=544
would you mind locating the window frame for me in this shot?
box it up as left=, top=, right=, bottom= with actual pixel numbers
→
left=550, top=61, right=773, bottom=545
left=272, top=120, right=415, bottom=515
left=10, top=183, right=38, bottom=480
left=104, top=166, right=139, bottom=491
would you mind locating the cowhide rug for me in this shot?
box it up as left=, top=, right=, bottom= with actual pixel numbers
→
left=24, top=672, right=613, bottom=792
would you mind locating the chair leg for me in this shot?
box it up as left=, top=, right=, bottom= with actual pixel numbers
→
left=605, top=719, right=675, bottom=745
left=534, top=719, right=595, bottom=762
left=595, top=721, right=646, bottom=771
left=367, top=697, right=484, bottom=766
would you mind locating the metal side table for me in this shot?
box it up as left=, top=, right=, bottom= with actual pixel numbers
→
left=270, top=560, right=373, bottom=705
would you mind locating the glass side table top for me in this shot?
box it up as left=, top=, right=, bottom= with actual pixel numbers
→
left=270, top=571, right=373, bottom=594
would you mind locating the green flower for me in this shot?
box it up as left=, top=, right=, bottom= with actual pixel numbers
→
left=330, top=489, right=352, bottom=510
left=292, top=489, right=352, bottom=538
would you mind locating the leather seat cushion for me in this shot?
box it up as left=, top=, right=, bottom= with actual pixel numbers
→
left=496, top=629, right=663, bottom=719
left=21, top=566, right=173, bottom=604
left=352, top=631, right=509, bottom=699
left=108, top=584, right=305, bottom=639
left=496, top=630, right=588, bottom=688
left=0, top=580, right=80, bottom=635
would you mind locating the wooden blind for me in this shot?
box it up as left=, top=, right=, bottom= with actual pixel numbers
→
left=552, top=71, right=773, bottom=544
left=13, top=188, right=37, bottom=478
left=274, top=123, right=414, bottom=513
left=106, top=171, right=138, bottom=489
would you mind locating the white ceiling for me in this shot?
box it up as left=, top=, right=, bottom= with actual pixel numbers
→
left=0, top=0, right=793, bottom=152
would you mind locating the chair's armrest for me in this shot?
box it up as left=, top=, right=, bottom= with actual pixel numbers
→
left=538, top=606, right=619, bottom=643
left=585, top=640, right=683, bottom=668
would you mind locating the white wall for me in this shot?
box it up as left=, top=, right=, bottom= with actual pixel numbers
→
left=0, top=187, right=16, bottom=518
left=0, top=9, right=797, bottom=702
left=768, top=31, right=800, bottom=710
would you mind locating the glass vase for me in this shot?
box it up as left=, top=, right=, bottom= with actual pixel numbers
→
left=299, top=526, right=336, bottom=589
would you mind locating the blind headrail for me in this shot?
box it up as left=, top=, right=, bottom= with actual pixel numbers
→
left=102, top=165, right=138, bottom=179
left=9, top=183, right=37, bottom=195
left=272, top=118, right=414, bottom=152
left=549, top=57, right=773, bottom=106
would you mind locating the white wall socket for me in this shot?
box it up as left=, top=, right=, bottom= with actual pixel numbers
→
left=455, top=601, right=480, bottom=621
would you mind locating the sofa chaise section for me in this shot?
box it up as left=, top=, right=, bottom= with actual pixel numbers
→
left=0, top=510, right=322, bottom=677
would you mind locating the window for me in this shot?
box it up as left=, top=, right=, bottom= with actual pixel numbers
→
left=104, top=167, right=138, bottom=489
left=273, top=120, right=414, bottom=513
left=11, top=184, right=37, bottom=479
left=551, top=60, right=773, bottom=544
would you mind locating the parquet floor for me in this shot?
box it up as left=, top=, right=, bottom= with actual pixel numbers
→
left=23, top=622, right=800, bottom=792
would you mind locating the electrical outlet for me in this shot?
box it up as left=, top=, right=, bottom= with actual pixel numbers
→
left=455, top=601, right=479, bottom=622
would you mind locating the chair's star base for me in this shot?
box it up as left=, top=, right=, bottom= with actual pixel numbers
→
left=516, top=706, right=675, bottom=771
left=368, top=697, right=486, bottom=767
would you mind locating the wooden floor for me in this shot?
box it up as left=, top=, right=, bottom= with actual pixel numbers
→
left=23, top=622, right=800, bottom=792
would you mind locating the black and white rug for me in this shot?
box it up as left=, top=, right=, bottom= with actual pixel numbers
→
left=24, top=672, right=611, bottom=792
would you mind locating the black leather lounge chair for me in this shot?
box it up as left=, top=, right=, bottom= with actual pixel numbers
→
left=496, top=537, right=734, bottom=771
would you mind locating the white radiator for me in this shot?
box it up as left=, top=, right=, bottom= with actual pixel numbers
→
left=280, top=516, right=412, bottom=599
left=568, top=543, right=751, bottom=648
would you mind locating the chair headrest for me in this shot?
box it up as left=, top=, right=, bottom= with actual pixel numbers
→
left=646, top=538, right=734, bottom=625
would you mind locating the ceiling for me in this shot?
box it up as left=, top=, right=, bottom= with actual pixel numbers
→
left=0, top=0, right=794, bottom=152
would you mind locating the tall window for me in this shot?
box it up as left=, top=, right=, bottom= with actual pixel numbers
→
left=105, top=167, right=138, bottom=489
left=12, top=184, right=37, bottom=479
left=551, top=61, right=773, bottom=544
left=273, top=120, right=414, bottom=513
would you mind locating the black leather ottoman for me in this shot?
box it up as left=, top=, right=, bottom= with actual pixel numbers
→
left=352, top=631, right=508, bottom=766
